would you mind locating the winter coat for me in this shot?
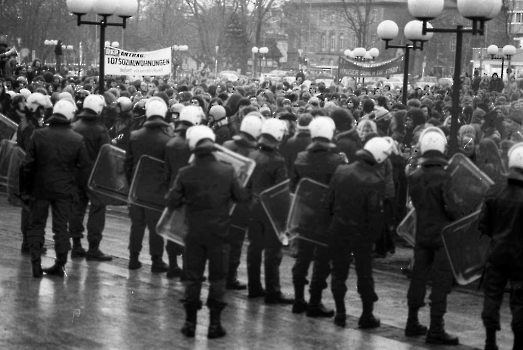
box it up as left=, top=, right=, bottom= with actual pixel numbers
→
left=284, top=131, right=312, bottom=173
left=125, top=125, right=172, bottom=184
left=334, top=129, right=363, bottom=164
left=108, top=116, right=132, bottom=151
left=407, top=151, right=459, bottom=245
left=164, top=130, right=191, bottom=188
left=489, top=79, right=504, bottom=93
left=166, top=153, right=248, bottom=244
left=20, top=117, right=90, bottom=199
left=325, top=150, right=385, bottom=241
left=479, top=172, right=523, bottom=275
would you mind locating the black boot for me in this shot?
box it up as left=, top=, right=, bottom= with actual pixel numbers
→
left=21, top=241, right=30, bottom=254
left=128, top=252, right=142, bottom=270
left=180, top=305, right=198, bottom=338
left=30, top=244, right=43, bottom=278
left=484, top=328, right=498, bottom=350
left=86, top=242, right=113, bottom=261
left=166, top=255, right=182, bottom=279
left=71, top=238, right=86, bottom=258
left=151, top=255, right=168, bottom=273
left=292, top=284, right=308, bottom=314
left=42, top=252, right=67, bottom=277
left=208, top=308, right=227, bottom=339
left=226, top=271, right=247, bottom=290
left=426, top=315, right=459, bottom=345
left=405, top=307, right=428, bottom=336
left=307, top=290, right=334, bottom=318
left=333, top=298, right=346, bottom=327
left=358, top=301, right=381, bottom=329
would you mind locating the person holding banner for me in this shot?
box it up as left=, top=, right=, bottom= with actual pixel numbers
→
left=479, top=142, right=523, bottom=350
left=125, top=97, right=173, bottom=272
left=165, top=125, right=247, bottom=339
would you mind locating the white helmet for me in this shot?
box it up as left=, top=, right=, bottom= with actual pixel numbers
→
left=364, top=136, right=398, bottom=164
left=240, top=115, right=263, bottom=139
left=19, top=88, right=31, bottom=100
left=145, top=98, right=168, bottom=118
left=419, top=126, right=447, bottom=155
left=83, top=95, right=105, bottom=115
left=508, top=142, right=523, bottom=170
left=170, top=103, right=185, bottom=114
left=186, top=125, right=216, bottom=151
left=117, top=96, right=133, bottom=113
left=309, top=116, right=335, bottom=141
left=179, top=105, right=204, bottom=125
left=26, top=93, right=52, bottom=112
left=53, top=99, right=76, bottom=121
left=209, top=105, right=227, bottom=121
left=6, top=91, right=16, bottom=98
left=261, top=118, right=286, bottom=142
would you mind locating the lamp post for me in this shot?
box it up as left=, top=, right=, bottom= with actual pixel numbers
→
left=378, top=20, right=433, bottom=105
left=44, top=40, right=58, bottom=66
left=66, top=0, right=138, bottom=95
left=343, top=47, right=379, bottom=87
left=407, top=0, right=502, bottom=156
left=487, top=44, right=516, bottom=82
left=172, top=44, right=188, bottom=81
left=252, top=46, right=269, bottom=78
left=214, top=45, right=219, bottom=82
left=62, top=44, right=75, bottom=70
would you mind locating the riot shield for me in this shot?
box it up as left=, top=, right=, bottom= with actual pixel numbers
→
left=397, top=208, right=416, bottom=247
left=88, top=144, right=129, bottom=205
left=0, top=139, right=17, bottom=186
left=6, top=146, right=25, bottom=207
left=156, top=206, right=188, bottom=246
left=442, top=209, right=489, bottom=285
left=128, top=155, right=167, bottom=212
left=286, top=178, right=329, bottom=247
left=446, top=153, right=494, bottom=217
left=260, top=180, right=294, bottom=243
left=0, top=114, right=17, bottom=141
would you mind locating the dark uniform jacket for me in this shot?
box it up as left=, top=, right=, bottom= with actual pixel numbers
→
left=166, top=153, right=247, bottom=244
left=248, top=145, right=288, bottom=223
left=125, top=125, right=173, bottom=184
left=72, top=117, right=110, bottom=186
left=164, top=130, right=191, bottom=188
left=325, top=150, right=385, bottom=241
left=284, top=131, right=312, bottom=173
left=108, top=116, right=132, bottom=151
left=21, top=117, right=90, bottom=199
left=407, top=151, right=458, bottom=245
left=479, top=172, right=523, bottom=274
left=212, top=121, right=231, bottom=145
left=334, top=129, right=362, bottom=164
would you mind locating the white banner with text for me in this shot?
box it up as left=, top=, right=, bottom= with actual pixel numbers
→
left=104, top=46, right=171, bottom=76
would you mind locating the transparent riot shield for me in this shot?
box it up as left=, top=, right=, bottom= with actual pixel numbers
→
left=0, top=139, right=17, bottom=186
left=286, top=178, right=329, bottom=247
left=156, top=206, right=188, bottom=246
left=128, top=155, right=167, bottom=212
left=6, top=146, right=25, bottom=207
left=0, top=114, right=17, bottom=141
left=88, top=144, right=129, bottom=204
left=442, top=209, right=489, bottom=285
left=446, top=153, right=494, bottom=217
left=396, top=208, right=416, bottom=247
left=260, top=180, right=294, bottom=243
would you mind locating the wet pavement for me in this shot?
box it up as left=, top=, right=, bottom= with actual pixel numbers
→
left=0, top=192, right=514, bottom=350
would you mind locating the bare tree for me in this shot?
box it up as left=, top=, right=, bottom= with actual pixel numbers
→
left=339, top=0, right=376, bottom=47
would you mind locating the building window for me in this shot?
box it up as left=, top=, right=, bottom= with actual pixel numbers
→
left=371, top=34, right=377, bottom=46
left=372, top=9, right=378, bottom=22
left=352, top=35, right=358, bottom=48
left=449, top=62, right=455, bottom=75
left=339, top=35, right=345, bottom=51
left=330, top=34, right=336, bottom=51
left=513, top=12, right=523, bottom=23
left=322, top=35, right=327, bottom=51
left=450, top=37, right=456, bottom=52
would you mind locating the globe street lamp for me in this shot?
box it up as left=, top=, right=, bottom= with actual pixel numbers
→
left=172, top=45, right=188, bottom=81
left=487, top=44, right=516, bottom=82
left=252, top=46, right=269, bottom=77
left=378, top=20, right=433, bottom=105
left=66, top=0, right=138, bottom=95
left=343, top=47, right=379, bottom=87
left=105, top=41, right=120, bottom=48
left=44, top=40, right=58, bottom=66
left=407, top=0, right=502, bottom=155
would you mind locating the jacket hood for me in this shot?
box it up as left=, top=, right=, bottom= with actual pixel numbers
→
left=46, top=114, right=72, bottom=125
left=306, top=140, right=336, bottom=151
left=144, top=117, right=170, bottom=127
left=356, top=149, right=378, bottom=165
left=335, top=128, right=359, bottom=142
left=417, top=151, right=448, bottom=167
left=233, top=134, right=257, bottom=149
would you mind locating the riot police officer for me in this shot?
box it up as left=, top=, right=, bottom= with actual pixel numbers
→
left=69, top=95, right=112, bottom=261
left=325, top=136, right=397, bottom=328
left=166, top=125, right=247, bottom=339
left=208, top=105, right=231, bottom=145
left=125, top=97, right=173, bottom=272
left=247, top=118, right=293, bottom=304
left=290, top=116, right=345, bottom=318
left=222, top=114, right=263, bottom=290
left=405, top=127, right=460, bottom=345
left=109, top=96, right=133, bottom=150
left=21, top=99, right=90, bottom=277
left=480, top=142, right=523, bottom=350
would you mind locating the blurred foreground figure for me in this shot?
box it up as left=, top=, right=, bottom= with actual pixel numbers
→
left=480, top=142, right=523, bottom=350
